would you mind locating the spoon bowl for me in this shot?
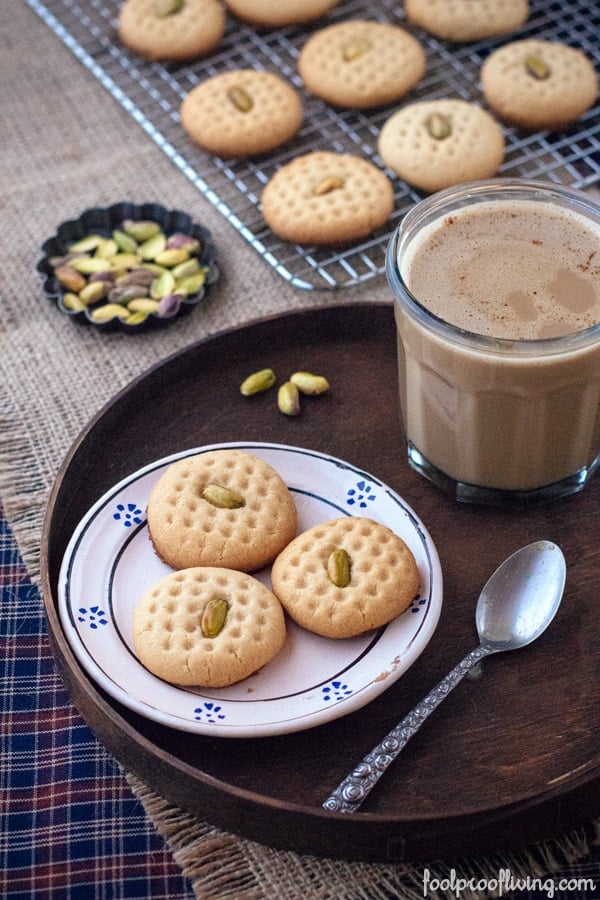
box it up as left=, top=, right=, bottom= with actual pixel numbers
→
left=477, top=540, right=566, bottom=649
left=324, top=541, right=566, bottom=814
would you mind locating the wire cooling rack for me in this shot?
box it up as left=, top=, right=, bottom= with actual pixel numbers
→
left=27, top=0, right=600, bottom=289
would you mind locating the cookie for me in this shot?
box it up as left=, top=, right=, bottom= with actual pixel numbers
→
left=261, top=151, right=394, bottom=245
left=481, top=39, right=598, bottom=131
left=133, top=567, right=287, bottom=687
left=180, top=69, right=303, bottom=158
left=223, top=0, right=339, bottom=28
left=298, top=20, right=426, bottom=109
left=404, top=0, right=529, bottom=43
left=146, top=449, right=298, bottom=572
left=271, top=517, right=420, bottom=639
left=378, top=98, right=505, bottom=193
left=118, top=0, right=226, bottom=62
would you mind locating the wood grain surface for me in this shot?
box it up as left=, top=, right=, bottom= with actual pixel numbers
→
left=41, top=303, right=600, bottom=862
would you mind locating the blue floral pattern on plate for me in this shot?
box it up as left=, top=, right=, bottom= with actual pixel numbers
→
left=77, top=606, right=109, bottom=629
left=410, top=594, right=428, bottom=614
left=113, top=502, right=143, bottom=527
left=194, top=702, right=226, bottom=724
left=322, top=681, right=353, bottom=703
left=346, top=480, right=377, bottom=508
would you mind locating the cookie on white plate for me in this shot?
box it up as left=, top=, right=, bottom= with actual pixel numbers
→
left=271, top=516, right=420, bottom=639
left=133, top=566, right=286, bottom=687
left=147, top=449, right=298, bottom=572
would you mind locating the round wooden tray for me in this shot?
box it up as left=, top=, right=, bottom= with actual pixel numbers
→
left=41, top=303, right=600, bottom=862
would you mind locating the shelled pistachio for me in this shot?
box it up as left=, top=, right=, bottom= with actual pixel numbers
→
left=290, top=371, right=330, bottom=395
left=239, top=366, right=330, bottom=417
left=240, top=368, right=277, bottom=396
left=277, top=381, right=301, bottom=416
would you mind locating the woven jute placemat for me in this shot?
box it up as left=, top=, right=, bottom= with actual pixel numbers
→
left=1, top=4, right=597, bottom=897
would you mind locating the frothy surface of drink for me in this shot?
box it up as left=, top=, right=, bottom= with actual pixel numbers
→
left=400, top=199, right=600, bottom=339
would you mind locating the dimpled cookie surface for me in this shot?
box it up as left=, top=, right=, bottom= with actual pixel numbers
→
left=298, top=20, right=426, bottom=109
left=404, top=0, right=529, bottom=42
left=180, top=69, right=303, bottom=158
left=118, top=0, right=226, bottom=62
left=261, top=151, right=394, bottom=246
left=378, top=98, right=505, bottom=193
left=147, top=449, right=298, bottom=572
left=223, top=0, right=340, bottom=27
left=133, top=566, right=287, bottom=687
left=271, top=516, right=421, bottom=639
left=481, top=39, right=598, bottom=131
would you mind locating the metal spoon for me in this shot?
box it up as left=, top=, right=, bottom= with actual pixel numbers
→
left=323, top=540, right=566, bottom=814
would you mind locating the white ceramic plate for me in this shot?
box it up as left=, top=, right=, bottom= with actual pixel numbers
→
left=59, top=442, right=443, bottom=737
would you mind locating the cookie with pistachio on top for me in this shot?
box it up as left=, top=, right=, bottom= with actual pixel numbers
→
left=271, top=516, right=420, bottom=639
left=298, top=19, right=426, bottom=109
left=224, top=0, right=340, bottom=28
left=378, top=98, right=505, bottom=193
left=261, top=151, right=394, bottom=245
left=181, top=69, right=304, bottom=158
left=118, top=0, right=226, bottom=62
left=147, top=449, right=298, bottom=572
left=133, top=566, right=287, bottom=687
left=481, top=39, right=598, bottom=131
left=404, top=0, right=529, bottom=42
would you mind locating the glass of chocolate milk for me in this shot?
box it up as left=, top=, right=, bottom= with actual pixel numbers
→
left=387, top=179, right=600, bottom=507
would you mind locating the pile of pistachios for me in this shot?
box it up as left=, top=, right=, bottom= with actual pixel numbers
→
left=48, top=218, right=209, bottom=327
left=240, top=368, right=330, bottom=416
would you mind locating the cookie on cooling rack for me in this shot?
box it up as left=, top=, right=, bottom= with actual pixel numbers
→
left=133, top=566, right=287, bottom=687
left=261, top=151, right=394, bottom=245
left=404, top=0, right=529, bottom=42
left=180, top=69, right=304, bottom=158
left=146, top=449, right=298, bottom=572
left=223, top=0, right=340, bottom=27
left=481, top=39, right=598, bottom=131
left=271, top=516, right=420, bottom=639
left=118, top=0, right=226, bottom=62
left=298, top=20, right=426, bottom=109
left=378, top=98, right=505, bottom=193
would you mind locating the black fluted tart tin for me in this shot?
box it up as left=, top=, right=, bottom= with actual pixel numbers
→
left=37, top=202, right=220, bottom=332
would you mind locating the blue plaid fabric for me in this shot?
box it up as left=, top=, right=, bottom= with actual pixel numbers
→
left=0, top=505, right=194, bottom=899
left=1, top=502, right=598, bottom=899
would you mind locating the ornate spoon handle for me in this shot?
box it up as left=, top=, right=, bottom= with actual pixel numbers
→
left=323, top=643, right=496, bottom=814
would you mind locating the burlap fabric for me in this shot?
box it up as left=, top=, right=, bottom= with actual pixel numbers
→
left=1, top=4, right=597, bottom=897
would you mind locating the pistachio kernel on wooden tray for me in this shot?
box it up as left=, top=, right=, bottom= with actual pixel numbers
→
left=239, top=368, right=330, bottom=416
